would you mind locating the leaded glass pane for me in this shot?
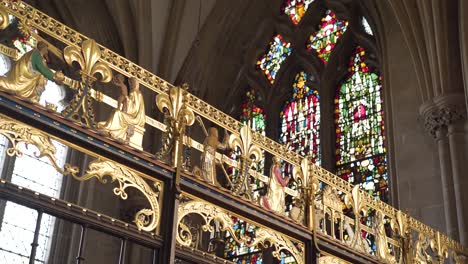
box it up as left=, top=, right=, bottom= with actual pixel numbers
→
left=282, top=0, right=315, bottom=25
left=335, top=47, right=388, bottom=202
left=257, top=34, right=292, bottom=84
left=307, top=10, right=348, bottom=63
left=280, top=71, right=321, bottom=167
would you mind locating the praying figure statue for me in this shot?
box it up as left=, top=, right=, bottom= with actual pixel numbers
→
left=0, top=41, right=64, bottom=103
left=98, top=76, right=146, bottom=147
left=261, top=156, right=290, bottom=215
left=200, top=127, right=228, bottom=186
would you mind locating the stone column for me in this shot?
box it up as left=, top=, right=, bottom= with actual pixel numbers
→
left=420, top=94, right=468, bottom=244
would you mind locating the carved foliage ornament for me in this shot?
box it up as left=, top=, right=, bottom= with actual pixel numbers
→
left=0, top=115, right=161, bottom=232
left=75, top=159, right=161, bottom=232
left=177, top=200, right=304, bottom=264
left=0, top=115, right=78, bottom=176
left=422, top=104, right=467, bottom=137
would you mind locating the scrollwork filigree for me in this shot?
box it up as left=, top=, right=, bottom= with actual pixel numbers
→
left=0, top=115, right=78, bottom=177
left=177, top=199, right=304, bottom=264
left=75, top=159, right=161, bottom=232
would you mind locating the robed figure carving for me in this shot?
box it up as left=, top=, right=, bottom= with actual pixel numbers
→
left=98, top=76, right=146, bottom=146
left=261, top=157, right=290, bottom=215
left=0, top=41, right=64, bottom=102
left=200, top=127, right=228, bottom=186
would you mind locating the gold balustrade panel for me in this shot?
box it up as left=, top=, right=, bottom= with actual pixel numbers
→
left=0, top=1, right=466, bottom=263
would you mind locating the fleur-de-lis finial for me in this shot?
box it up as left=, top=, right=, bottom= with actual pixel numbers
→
left=62, top=39, right=113, bottom=127
left=156, top=85, right=195, bottom=174
left=64, top=39, right=112, bottom=83
left=228, top=125, right=262, bottom=199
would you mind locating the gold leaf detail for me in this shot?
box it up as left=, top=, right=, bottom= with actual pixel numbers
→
left=76, top=159, right=160, bottom=232
left=64, top=39, right=112, bottom=83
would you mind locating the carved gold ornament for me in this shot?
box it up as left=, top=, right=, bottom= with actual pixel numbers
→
left=374, top=210, right=396, bottom=263
left=75, top=159, right=161, bottom=232
left=0, top=6, right=9, bottom=30
left=344, top=185, right=370, bottom=253
left=62, top=39, right=112, bottom=127
left=64, top=39, right=112, bottom=83
left=177, top=199, right=304, bottom=264
left=156, top=85, right=195, bottom=168
left=228, top=125, right=262, bottom=200
left=0, top=115, right=78, bottom=176
left=318, top=255, right=350, bottom=264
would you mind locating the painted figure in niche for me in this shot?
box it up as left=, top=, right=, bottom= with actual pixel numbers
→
left=98, top=76, right=145, bottom=144
left=199, top=126, right=229, bottom=186
left=0, top=41, right=64, bottom=102
left=260, top=156, right=289, bottom=215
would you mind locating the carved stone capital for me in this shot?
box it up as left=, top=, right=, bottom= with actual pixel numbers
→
left=420, top=94, right=467, bottom=137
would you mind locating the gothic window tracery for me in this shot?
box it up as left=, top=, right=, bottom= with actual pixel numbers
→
left=252, top=1, right=388, bottom=203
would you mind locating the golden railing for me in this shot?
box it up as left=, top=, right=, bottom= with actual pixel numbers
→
left=0, top=1, right=467, bottom=263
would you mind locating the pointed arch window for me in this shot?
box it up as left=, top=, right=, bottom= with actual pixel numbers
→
left=257, top=34, right=292, bottom=84
left=307, top=10, right=348, bottom=63
left=282, top=0, right=316, bottom=25
left=279, top=71, right=321, bottom=179
left=334, top=47, right=388, bottom=202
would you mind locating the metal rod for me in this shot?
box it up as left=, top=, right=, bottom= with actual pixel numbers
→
left=29, top=210, right=43, bottom=264
left=152, top=249, right=158, bottom=264
left=75, top=225, right=87, bottom=264
left=118, top=238, right=127, bottom=264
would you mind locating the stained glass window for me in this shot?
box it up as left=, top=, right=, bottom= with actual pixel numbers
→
left=224, top=218, right=262, bottom=264
left=335, top=47, right=388, bottom=202
left=282, top=0, right=316, bottom=25
left=280, top=71, right=321, bottom=169
left=307, top=10, right=348, bottom=63
left=257, top=34, right=292, bottom=84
